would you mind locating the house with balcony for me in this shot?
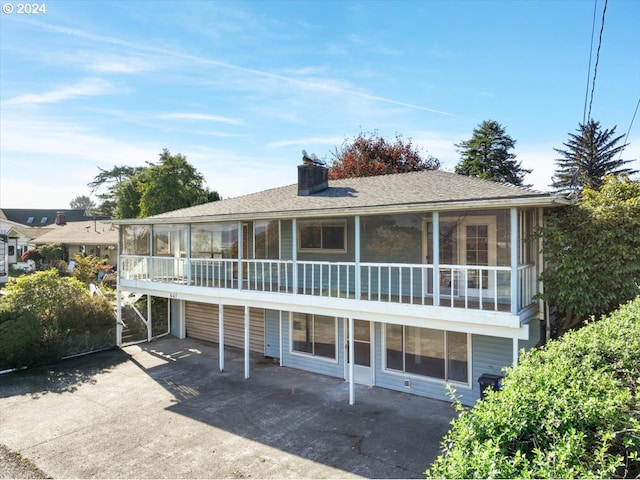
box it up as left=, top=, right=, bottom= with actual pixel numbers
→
left=113, top=162, right=568, bottom=405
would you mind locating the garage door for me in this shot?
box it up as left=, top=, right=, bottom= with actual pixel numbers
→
left=185, top=302, right=265, bottom=353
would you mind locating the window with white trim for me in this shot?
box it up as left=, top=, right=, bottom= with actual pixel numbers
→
left=292, top=313, right=336, bottom=359
left=298, top=220, right=346, bottom=253
left=385, top=325, right=468, bottom=383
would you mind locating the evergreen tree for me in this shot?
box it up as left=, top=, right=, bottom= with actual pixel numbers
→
left=551, top=120, right=635, bottom=195
left=455, top=120, right=531, bottom=187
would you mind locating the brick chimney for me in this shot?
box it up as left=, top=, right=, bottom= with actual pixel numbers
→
left=55, top=212, right=67, bottom=225
left=298, top=163, right=328, bottom=196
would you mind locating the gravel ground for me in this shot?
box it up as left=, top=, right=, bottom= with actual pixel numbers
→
left=0, top=445, right=50, bottom=479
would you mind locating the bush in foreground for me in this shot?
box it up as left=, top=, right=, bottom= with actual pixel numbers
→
left=0, top=269, right=115, bottom=370
left=427, top=296, right=640, bottom=478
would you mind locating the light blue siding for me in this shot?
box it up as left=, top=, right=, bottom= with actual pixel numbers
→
left=170, top=299, right=182, bottom=337
left=519, top=318, right=543, bottom=352
left=264, top=309, right=280, bottom=358
left=471, top=334, right=513, bottom=404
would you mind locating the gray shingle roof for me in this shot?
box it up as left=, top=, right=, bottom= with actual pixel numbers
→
left=31, top=221, right=118, bottom=246
left=141, top=170, right=566, bottom=223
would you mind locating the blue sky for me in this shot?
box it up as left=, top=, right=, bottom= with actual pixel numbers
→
left=1, top=0, right=639, bottom=209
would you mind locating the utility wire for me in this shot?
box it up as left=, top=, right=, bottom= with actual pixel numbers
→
left=582, top=0, right=598, bottom=124
left=617, top=96, right=640, bottom=161
left=587, top=0, right=608, bottom=122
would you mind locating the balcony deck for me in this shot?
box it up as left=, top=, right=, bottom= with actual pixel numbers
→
left=120, top=256, right=537, bottom=314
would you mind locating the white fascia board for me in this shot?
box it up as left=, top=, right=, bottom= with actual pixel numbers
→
left=120, top=280, right=529, bottom=339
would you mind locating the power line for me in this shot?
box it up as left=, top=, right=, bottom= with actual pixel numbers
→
left=587, top=0, right=608, bottom=122
left=582, top=0, right=598, bottom=124
left=617, top=96, right=640, bottom=161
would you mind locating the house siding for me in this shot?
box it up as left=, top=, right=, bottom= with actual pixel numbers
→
left=471, top=334, right=513, bottom=403
left=264, top=309, right=280, bottom=358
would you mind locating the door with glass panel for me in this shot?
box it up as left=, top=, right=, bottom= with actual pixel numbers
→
left=429, top=217, right=497, bottom=300
left=346, top=320, right=373, bottom=386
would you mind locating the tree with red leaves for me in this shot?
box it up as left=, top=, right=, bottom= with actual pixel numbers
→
left=328, top=132, right=439, bottom=180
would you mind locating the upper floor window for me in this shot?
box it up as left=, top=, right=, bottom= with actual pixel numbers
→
left=298, top=220, right=346, bottom=253
left=153, top=225, right=187, bottom=257
left=122, top=225, right=150, bottom=255
left=255, top=220, right=279, bottom=259
left=191, top=222, right=238, bottom=259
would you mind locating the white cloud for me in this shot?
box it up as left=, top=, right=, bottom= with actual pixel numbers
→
left=158, top=113, right=244, bottom=125
left=40, top=22, right=465, bottom=118
left=267, top=136, right=344, bottom=149
left=5, top=78, right=115, bottom=105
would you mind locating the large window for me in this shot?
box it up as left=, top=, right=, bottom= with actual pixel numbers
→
left=360, top=213, right=425, bottom=263
left=291, top=313, right=336, bottom=359
left=385, top=325, right=468, bottom=383
left=122, top=225, right=150, bottom=255
left=298, top=220, right=346, bottom=253
left=190, top=222, right=238, bottom=259
left=255, top=220, right=279, bottom=259
left=153, top=225, right=187, bottom=257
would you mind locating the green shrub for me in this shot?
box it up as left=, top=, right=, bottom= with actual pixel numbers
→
left=427, top=296, right=640, bottom=479
left=55, top=295, right=115, bottom=334
left=71, top=254, right=101, bottom=285
left=1, top=269, right=88, bottom=323
left=0, top=270, right=115, bottom=368
left=0, top=309, right=51, bottom=370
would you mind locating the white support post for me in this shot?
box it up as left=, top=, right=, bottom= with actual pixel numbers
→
left=432, top=212, right=440, bottom=307
left=178, top=300, right=186, bottom=339
left=513, top=337, right=519, bottom=366
left=355, top=216, right=361, bottom=300
left=149, top=226, right=154, bottom=282
left=116, top=229, right=122, bottom=347
left=244, top=306, right=250, bottom=379
left=292, top=218, right=298, bottom=294
left=278, top=311, right=283, bottom=367
left=147, top=294, right=152, bottom=342
left=219, top=304, right=224, bottom=372
left=186, top=226, right=192, bottom=286
left=348, top=317, right=355, bottom=405
left=510, top=207, right=519, bottom=315
left=116, top=285, right=122, bottom=347
left=237, top=221, right=243, bottom=290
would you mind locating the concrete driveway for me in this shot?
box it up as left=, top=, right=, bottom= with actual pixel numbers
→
left=0, top=336, right=456, bottom=478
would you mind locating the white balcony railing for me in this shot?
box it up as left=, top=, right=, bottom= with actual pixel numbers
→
left=119, top=255, right=537, bottom=313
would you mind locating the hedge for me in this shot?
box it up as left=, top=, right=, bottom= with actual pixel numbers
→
left=427, top=296, right=640, bottom=478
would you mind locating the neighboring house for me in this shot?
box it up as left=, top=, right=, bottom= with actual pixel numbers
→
left=31, top=217, right=118, bottom=262
left=0, top=221, right=31, bottom=268
left=0, top=209, right=111, bottom=266
left=112, top=163, right=569, bottom=406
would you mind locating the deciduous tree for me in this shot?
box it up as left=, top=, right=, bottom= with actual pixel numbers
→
left=328, top=132, right=439, bottom=179
left=137, top=149, right=212, bottom=217
left=455, top=120, right=531, bottom=186
left=537, top=175, right=640, bottom=335
left=88, top=165, right=142, bottom=218
left=69, top=195, right=95, bottom=211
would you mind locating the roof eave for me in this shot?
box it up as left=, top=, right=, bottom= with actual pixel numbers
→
left=109, top=194, right=569, bottom=226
